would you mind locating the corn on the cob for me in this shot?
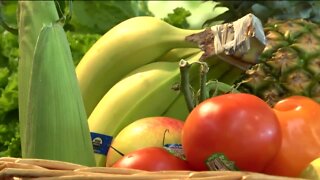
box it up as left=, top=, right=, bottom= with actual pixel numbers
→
left=18, top=1, right=60, bottom=158
left=18, top=1, right=95, bottom=166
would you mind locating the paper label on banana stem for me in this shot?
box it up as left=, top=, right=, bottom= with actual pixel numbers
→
left=185, top=13, right=266, bottom=68
left=90, top=132, right=113, bottom=155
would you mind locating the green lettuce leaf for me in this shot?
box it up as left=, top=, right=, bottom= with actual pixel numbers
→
left=163, top=7, right=191, bottom=29
left=147, top=1, right=228, bottom=29
left=0, top=29, right=20, bottom=157
left=66, top=32, right=101, bottom=65
left=65, top=1, right=151, bottom=34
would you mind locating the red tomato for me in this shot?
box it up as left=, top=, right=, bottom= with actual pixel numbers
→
left=182, top=93, right=281, bottom=172
left=264, top=96, right=320, bottom=177
left=112, top=147, right=190, bottom=171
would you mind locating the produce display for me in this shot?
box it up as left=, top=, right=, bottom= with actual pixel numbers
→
left=84, top=12, right=265, bottom=167
left=1, top=1, right=320, bottom=180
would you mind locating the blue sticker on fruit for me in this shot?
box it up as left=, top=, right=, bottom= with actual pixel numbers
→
left=164, top=144, right=186, bottom=160
left=90, top=132, right=113, bottom=155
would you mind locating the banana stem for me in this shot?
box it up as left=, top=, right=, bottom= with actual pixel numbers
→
left=179, top=59, right=195, bottom=112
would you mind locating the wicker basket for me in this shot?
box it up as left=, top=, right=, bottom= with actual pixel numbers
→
left=0, top=157, right=307, bottom=180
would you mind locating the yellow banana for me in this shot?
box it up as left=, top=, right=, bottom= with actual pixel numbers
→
left=77, top=14, right=265, bottom=116
left=156, top=48, right=201, bottom=62
left=76, top=16, right=201, bottom=116
left=161, top=93, right=189, bottom=121
left=88, top=52, right=202, bottom=166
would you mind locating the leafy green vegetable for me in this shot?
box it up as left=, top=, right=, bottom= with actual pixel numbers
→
left=0, top=1, right=18, bottom=32
left=0, top=30, right=20, bottom=157
left=0, top=109, right=20, bottom=157
left=163, top=7, right=191, bottom=29
left=65, top=1, right=152, bottom=34
left=147, top=1, right=228, bottom=29
left=66, top=32, right=101, bottom=65
left=0, top=72, right=17, bottom=113
left=0, top=68, right=9, bottom=88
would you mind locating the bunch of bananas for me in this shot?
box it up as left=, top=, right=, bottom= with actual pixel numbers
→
left=75, top=15, right=265, bottom=166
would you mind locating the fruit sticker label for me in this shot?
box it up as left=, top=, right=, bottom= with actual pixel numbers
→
left=90, top=132, right=113, bottom=155
left=206, top=153, right=239, bottom=171
left=164, top=144, right=186, bottom=160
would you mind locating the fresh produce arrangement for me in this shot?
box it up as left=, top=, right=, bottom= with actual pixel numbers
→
left=83, top=12, right=265, bottom=167
left=1, top=1, right=320, bottom=179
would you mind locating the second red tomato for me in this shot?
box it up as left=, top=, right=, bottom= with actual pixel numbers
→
left=112, top=147, right=191, bottom=171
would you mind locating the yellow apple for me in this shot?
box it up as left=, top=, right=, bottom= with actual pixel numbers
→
left=106, top=116, right=184, bottom=167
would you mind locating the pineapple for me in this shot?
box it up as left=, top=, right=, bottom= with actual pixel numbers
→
left=238, top=19, right=320, bottom=105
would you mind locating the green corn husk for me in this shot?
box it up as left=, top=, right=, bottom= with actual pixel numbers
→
left=18, top=0, right=60, bottom=158
left=18, top=1, right=95, bottom=166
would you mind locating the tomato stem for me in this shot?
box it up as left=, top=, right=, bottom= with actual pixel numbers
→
left=197, top=61, right=209, bottom=103
left=179, top=59, right=195, bottom=112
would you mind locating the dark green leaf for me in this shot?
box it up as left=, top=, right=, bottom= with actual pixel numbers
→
left=163, top=7, right=191, bottom=29
left=66, top=1, right=151, bottom=34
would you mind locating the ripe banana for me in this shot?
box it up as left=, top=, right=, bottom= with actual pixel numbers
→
left=156, top=48, right=201, bottom=62
left=76, top=16, right=201, bottom=116
left=161, top=93, right=189, bottom=121
left=88, top=52, right=202, bottom=166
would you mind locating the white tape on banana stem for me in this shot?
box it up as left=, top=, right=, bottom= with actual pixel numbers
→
left=185, top=13, right=267, bottom=69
